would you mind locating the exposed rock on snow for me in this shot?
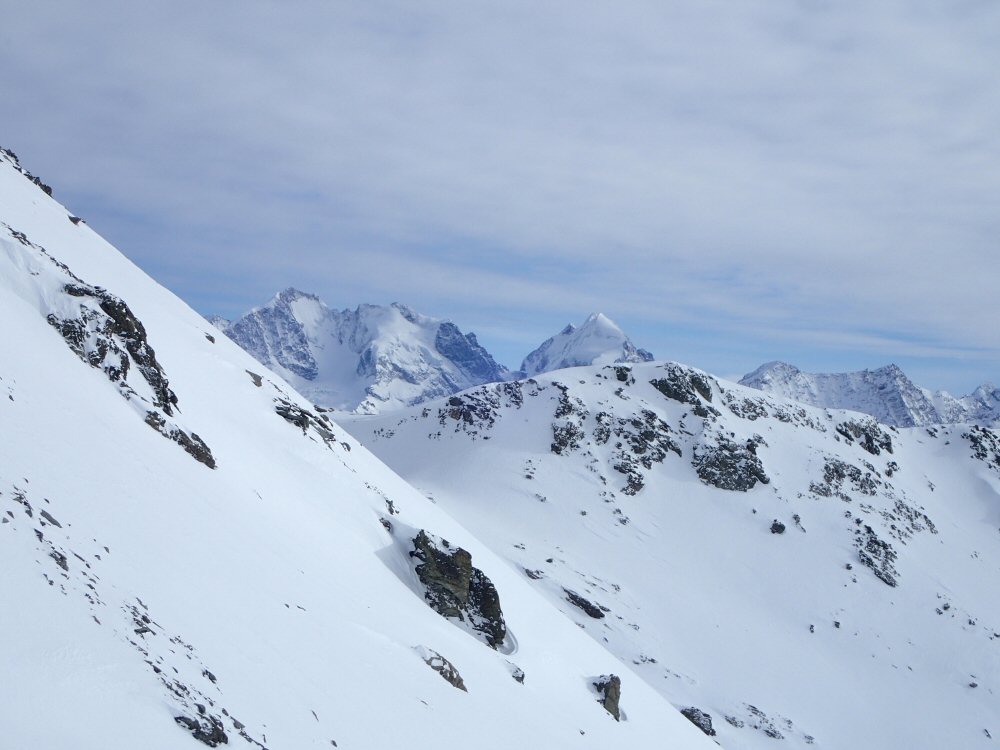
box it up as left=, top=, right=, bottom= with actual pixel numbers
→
left=593, top=674, right=622, bottom=721
left=693, top=436, right=769, bottom=492
left=411, top=530, right=507, bottom=650
left=415, top=646, right=468, bottom=692
left=680, top=707, right=717, bottom=736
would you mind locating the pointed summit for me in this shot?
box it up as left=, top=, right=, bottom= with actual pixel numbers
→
left=519, top=313, right=653, bottom=377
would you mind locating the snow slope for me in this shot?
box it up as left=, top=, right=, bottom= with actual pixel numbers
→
left=344, top=362, right=1000, bottom=750
left=741, top=361, right=1000, bottom=428
left=520, top=313, right=653, bottom=377
left=0, top=148, right=716, bottom=749
left=216, top=290, right=510, bottom=414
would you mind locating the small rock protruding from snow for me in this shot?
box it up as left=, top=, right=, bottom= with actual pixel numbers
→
left=593, top=674, right=622, bottom=721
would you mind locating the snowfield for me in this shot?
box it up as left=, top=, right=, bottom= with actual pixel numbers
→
left=0, top=148, right=716, bottom=749
left=343, top=364, right=1000, bottom=750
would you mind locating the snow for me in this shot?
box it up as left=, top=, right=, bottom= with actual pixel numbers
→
left=520, top=312, right=653, bottom=376
left=344, top=363, right=1000, bottom=750
left=216, top=292, right=510, bottom=413
left=741, top=360, right=999, bottom=428
left=0, top=149, right=715, bottom=749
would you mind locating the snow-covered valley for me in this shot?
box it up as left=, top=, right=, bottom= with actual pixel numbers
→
left=344, top=364, right=1000, bottom=750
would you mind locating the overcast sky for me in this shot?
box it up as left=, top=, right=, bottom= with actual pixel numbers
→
left=3, top=1, right=999, bottom=391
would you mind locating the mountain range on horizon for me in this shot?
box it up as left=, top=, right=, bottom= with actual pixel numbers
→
left=211, top=289, right=654, bottom=413
left=740, top=361, right=1000, bottom=429
left=210, top=289, right=999, bottom=429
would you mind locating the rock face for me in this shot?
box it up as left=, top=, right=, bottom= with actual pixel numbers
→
left=410, top=530, right=507, bottom=650
left=415, top=646, right=467, bottom=692
left=2, top=221, right=215, bottom=469
left=520, top=313, right=652, bottom=377
left=216, top=290, right=510, bottom=413
left=693, top=436, right=769, bottom=492
left=593, top=674, right=622, bottom=721
left=740, top=361, right=1000, bottom=428
left=680, top=707, right=717, bottom=736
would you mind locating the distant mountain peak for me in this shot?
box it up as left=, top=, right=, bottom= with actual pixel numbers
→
left=520, top=312, right=653, bottom=377
left=220, top=293, right=509, bottom=412
left=740, top=361, right=999, bottom=428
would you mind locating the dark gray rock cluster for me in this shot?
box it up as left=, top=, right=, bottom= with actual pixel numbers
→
left=410, top=530, right=507, bottom=650
left=693, top=436, right=769, bottom=492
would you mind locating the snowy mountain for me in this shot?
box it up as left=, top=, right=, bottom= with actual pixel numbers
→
left=216, top=291, right=510, bottom=413
left=344, top=362, right=1000, bottom=750
left=0, top=148, right=718, bottom=749
left=520, top=312, right=653, bottom=377
left=741, top=361, right=1000, bottom=428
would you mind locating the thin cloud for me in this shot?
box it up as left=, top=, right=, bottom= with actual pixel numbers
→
left=1, top=1, right=998, bottom=392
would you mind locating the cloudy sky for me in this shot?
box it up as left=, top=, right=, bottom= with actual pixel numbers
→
left=3, top=1, right=999, bottom=391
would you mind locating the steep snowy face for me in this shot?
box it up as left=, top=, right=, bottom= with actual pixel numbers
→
left=219, top=293, right=509, bottom=413
left=740, top=361, right=947, bottom=427
left=344, top=363, right=1000, bottom=750
left=520, top=313, right=653, bottom=376
left=1, top=148, right=717, bottom=750
left=928, top=383, right=1000, bottom=427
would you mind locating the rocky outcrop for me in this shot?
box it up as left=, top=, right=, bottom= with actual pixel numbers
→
left=593, top=674, right=622, bottom=721
left=680, top=707, right=716, bottom=736
left=835, top=418, right=893, bottom=456
left=2, top=223, right=214, bottom=469
left=650, top=364, right=719, bottom=419
left=410, top=531, right=507, bottom=649
left=175, top=713, right=228, bottom=747
left=415, top=646, right=467, bottom=691
left=693, top=436, right=769, bottom=491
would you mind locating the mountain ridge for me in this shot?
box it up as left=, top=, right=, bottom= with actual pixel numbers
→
left=216, top=292, right=655, bottom=413
left=741, top=360, right=1000, bottom=428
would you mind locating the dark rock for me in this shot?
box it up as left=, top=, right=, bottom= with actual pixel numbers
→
left=175, top=714, right=229, bottom=747
left=836, top=418, right=894, bottom=455
left=39, top=509, right=62, bottom=528
left=418, top=647, right=467, bottom=691
left=411, top=531, right=507, bottom=649
left=145, top=412, right=217, bottom=469
left=274, top=399, right=341, bottom=450
left=680, top=707, right=716, bottom=736
left=693, top=436, right=769, bottom=491
left=434, top=322, right=509, bottom=385
left=50, top=549, right=68, bottom=571
left=650, top=364, right=719, bottom=418
left=564, top=589, right=605, bottom=619
left=856, top=524, right=899, bottom=586
left=770, top=520, right=786, bottom=534
left=49, top=283, right=178, bottom=414
left=593, top=674, right=622, bottom=721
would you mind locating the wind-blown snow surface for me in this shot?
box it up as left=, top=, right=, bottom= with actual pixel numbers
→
left=344, top=363, right=1000, bottom=750
left=217, top=290, right=509, bottom=413
left=0, top=149, right=716, bottom=749
left=520, top=312, right=653, bottom=377
left=741, top=361, right=1000, bottom=428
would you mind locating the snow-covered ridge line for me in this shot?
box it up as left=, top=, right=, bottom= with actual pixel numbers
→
left=343, top=360, right=1000, bottom=750
left=741, top=360, right=1000, bottom=428
left=215, top=290, right=654, bottom=414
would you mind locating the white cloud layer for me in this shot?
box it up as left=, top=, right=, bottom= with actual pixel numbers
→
left=2, top=1, right=998, bottom=391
